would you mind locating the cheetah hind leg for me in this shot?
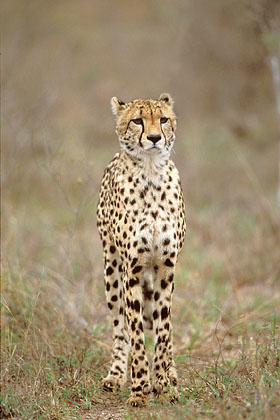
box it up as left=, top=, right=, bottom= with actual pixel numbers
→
left=102, top=337, right=129, bottom=392
left=152, top=377, right=180, bottom=405
left=153, top=387, right=180, bottom=405
left=142, top=269, right=154, bottom=331
left=102, top=374, right=126, bottom=392
left=101, top=243, right=129, bottom=393
left=167, top=364, right=178, bottom=386
left=127, top=383, right=151, bottom=407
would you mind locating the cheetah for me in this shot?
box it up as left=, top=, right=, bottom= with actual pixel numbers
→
left=97, top=93, right=186, bottom=407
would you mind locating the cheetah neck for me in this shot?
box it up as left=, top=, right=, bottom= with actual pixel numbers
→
left=122, top=150, right=170, bottom=180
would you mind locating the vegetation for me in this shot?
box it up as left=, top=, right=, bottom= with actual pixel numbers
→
left=1, top=1, right=279, bottom=419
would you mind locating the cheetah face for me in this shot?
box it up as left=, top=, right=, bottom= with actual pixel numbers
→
left=111, top=93, right=177, bottom=159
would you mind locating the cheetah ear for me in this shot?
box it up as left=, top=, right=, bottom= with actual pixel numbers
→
left=111, top=97, right=126, bottom=116
left=158, top=93, right=174, bottom=108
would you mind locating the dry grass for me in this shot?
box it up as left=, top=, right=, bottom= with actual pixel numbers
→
left=2, top=121, right=279, bottom=419
left=1, top=1, right=280, bottom=419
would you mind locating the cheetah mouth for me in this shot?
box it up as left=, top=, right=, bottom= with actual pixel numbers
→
left=146, top=145, right=161, bottom=151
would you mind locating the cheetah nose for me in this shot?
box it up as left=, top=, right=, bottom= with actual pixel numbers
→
left=147, top=134, right=161, bottom=144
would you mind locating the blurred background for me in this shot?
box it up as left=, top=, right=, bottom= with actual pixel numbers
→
left=2, top=0, right=280, bottom=418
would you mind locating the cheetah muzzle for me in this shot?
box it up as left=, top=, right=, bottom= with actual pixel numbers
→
left=97, top=93, right=186, bottom=407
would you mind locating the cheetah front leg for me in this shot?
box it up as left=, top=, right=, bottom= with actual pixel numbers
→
left=152, top=262, right=180, bottom=403
left=102, top=242, right=129, bottom=392
left=123, top=265, right=151, bottom=407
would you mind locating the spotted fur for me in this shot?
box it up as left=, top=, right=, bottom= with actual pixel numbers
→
left=97, top=93, right=186, bottom=406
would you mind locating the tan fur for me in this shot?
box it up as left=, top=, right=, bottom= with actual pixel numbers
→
left=97, top=94, right=186, bottom=406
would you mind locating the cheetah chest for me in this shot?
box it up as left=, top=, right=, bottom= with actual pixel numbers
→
left=109, top=171, right=183, bottom=264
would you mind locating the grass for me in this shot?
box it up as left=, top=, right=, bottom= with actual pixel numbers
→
left=2, top=119, right=280, bottom=420
left=2, top=2, right=280, bottom=418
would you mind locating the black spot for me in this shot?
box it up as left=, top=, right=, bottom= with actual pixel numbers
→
left=134, top=300, right=140, bottom=312
left=110, top=245, right=116, bottom=253
left=106, top=266, right=114, bottom=275
left=113, top=280, right=118, bottom=288
left=154, top=291, right=160, bottom=301
left=106, top=282, right=110, bottom=291
left=153, top=310, right=159, bottom=320
left=151, top=211, right=158, bottom=220
left=129, top=277, right=139, bottom=288
left=168, top=274, right=174, bottom=283
left=111, top=295, right=118, bottom=302
left=163, top=238, right=170, bottom=246
left=131, top=258, right=138, bottom=268
left=143, top=286, right=153, bottom=300
left=161, top=306, right=168, bottom=320
left=165, top=259, right=174, bottom=267
left=161, top=192, right=166, bottom=200
left=161, top=279, right=168, bottom=289
left=114, top=319, right=119, bottom=326
left=132, top=265, right=142, bottom=274
left=108, top=302, right=113, bottom=310
left=112, top=259, right=117, bottom=267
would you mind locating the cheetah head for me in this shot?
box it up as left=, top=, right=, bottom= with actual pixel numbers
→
left=111, top=93, right=177, bottom=160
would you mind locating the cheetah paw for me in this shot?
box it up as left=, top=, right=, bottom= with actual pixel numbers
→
left=167, top=366, right=178, bottom=386
left=102, top=376, right=122, bottom=392
left=127, top=395, right=147, bottom=407
left=168, top=387, right=180, bottom=404
left=152, top=382, right=180, bottom=404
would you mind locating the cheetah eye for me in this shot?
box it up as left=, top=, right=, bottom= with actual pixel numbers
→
left=132, top=118, right=143, bottom=125
left=160, top=117, right=168, bottom=124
